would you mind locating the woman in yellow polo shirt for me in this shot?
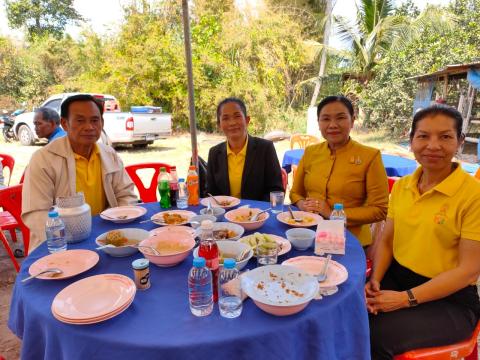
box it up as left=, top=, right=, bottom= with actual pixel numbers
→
left=366, top=105, right=480, bottom=359
left=290, top=95, right=389, bottom=248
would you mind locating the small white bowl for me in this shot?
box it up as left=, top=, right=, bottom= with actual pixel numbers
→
left=199, top=207, right=226, bottom=220
left=95, top=228, right=150, bottom=257
left=189, top=214, right=217, bottom=229
left=194, top=240, right=253, bottom=270
left=286, top=228, right=316, bottom=250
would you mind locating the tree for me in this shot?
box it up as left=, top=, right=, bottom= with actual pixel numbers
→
left=6, top=0, right=83, bottom=40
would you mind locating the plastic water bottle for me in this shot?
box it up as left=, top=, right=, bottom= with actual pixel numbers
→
left=218, top=258, right=243, bottom=318
left=46, top=210, right=67, bottom=253
left=188, top=257, right=213, bottom=317
left=330, top=203, right=347, bottom=237
left=177, top=178, right=188, bottom=209
left=169, top=166, right=179, bottom=207
left=158, top=167, right=171, bottom=209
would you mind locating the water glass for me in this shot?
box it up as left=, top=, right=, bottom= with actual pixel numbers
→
left=256, top=245, right=278, bottom=267
left=270, top=191, right=285, bottom=214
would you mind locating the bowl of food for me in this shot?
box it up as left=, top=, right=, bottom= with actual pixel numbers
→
left=224, top=208, right=269, bottom=231
left=189, top=214, right=217, bottom=229
left=211, top=222, right=244, bottom=241
left=285, top=228, right=316, bottom=250
left=193, top=240, right=253, bottom=270
left=199, top=207, right=226, bottom=220
left=95, top=229, right=151, bottom=257
left=241, top=264, right=319, bottom=316
left=139, top=232, right=196, bottom=267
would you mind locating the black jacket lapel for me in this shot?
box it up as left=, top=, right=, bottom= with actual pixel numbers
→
left=241, top=134, right=256, bottom=196
left=218, top=143, right=230, bottom=195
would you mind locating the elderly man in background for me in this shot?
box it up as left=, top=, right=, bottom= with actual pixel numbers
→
left=33, top=107, right=66, bottom=143
left=22, top=94, right=137, bottom=251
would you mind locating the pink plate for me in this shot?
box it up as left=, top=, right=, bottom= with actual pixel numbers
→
left=100, top=206, right=147, bottom=224
left=52, top=295, right=135, bottom=325
left=149, top=225, right=196, bottom=237
left=200, top=196, right=240, bottom=209
left=282, top=256, right=348, bottom=288
left=52, top=274, right=136, bottom=320
left=28, top=250, right=99, bottom=280
left=150, top=210, right=196, bottom=226
left=276, top=211, right=322, bottom=228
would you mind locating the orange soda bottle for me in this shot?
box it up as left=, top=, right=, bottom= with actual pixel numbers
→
left=187, top=165, right=199, bottom=206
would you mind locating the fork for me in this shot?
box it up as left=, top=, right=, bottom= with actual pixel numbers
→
left=251, top=208, right=271, bottom=221
left=102, top=214, right=128, bottom=221
left=288, top=205, right=302, bottom=223
left=207, top=193, right=221, bottom=206
left=22, top=268, right=63, bottom=282
left=316, top=254, right=332, bottom=282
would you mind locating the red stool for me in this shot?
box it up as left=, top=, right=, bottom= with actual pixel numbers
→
left=125, top=163, right=172, bottom=202
left=394, top=320, right=480, bottom=360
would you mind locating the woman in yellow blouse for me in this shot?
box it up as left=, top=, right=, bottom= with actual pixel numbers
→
left=366, top=105, right=480, bottom=359
left=290, top=95, right=389, bottom=247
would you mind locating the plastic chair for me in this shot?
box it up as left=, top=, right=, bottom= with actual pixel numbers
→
left=394, top=320, right=480, bottom=360
left=281, top=168, right=288, bottom=191
left=290, top=134, right=319, bottom=150
left=0, top=184, right=29, bottom=272
left=388, top=176, right=399, bottom=193
left=125, top=163, right=172, bottom=202
left=0, top=153, right=15, bottom=186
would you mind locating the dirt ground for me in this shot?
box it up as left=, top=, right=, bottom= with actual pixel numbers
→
left=2, top=130, right=474, bottom=360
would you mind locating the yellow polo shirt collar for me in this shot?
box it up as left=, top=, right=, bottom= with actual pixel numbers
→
left=405, top=163, right=462, bottom=197
left=226, top=136, right=248, bottom=198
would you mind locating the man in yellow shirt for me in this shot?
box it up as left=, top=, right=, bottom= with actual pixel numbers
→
left=22, top=94, right=137, bottom=251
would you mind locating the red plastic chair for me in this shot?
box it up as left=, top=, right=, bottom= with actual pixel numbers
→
left=0, top=185, right=29, bottom=271
left=0, top=153, right=15, bottom=186
left=281, top=168, right=288, bottom=191
left=0, top=230, right=19, bottom=272
left=125, top=163, right=172, bottom=202
left=388, top=176, right=399, bottom=193
left=394, top=320, right=480, bottom=360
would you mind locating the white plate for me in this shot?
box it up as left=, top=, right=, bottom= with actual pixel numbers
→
left=241, top=265, right=319, bottom=307
left=150, top=225, right=196, bottom=237
left=200, top=196, right=240, bottom=209
left=282, top=256, right=348, bottom=288
left=95, top=228, right=151, bottom=257
left=276, top=211, right=323, bottom=228
left=238, top=233, right=292, bottom=256
left=100, top=206, right=147, bottom=224
left=150, top=210, right=196, bottom=226
left=211, top=222, right=245, bottom=241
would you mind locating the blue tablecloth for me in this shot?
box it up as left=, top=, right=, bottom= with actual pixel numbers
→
left=9, top=201, right=370, bottom=360
left=282, top=149, right=418, bottom=177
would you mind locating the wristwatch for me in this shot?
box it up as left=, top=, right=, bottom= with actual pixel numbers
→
left=406, top=289, right=418, bottom=307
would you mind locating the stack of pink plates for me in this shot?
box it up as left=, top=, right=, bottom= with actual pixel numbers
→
left=51, top=274, right=136, bottom=325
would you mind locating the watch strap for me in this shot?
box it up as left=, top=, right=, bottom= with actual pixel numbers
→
left=406, top=289, right=418, bottom=307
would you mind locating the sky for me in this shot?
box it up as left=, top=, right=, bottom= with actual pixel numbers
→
left=0, top=0, right=452, bottom=47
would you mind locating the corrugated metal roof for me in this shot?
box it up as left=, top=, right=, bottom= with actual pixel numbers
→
left=407, top=61, right=480, bottom=81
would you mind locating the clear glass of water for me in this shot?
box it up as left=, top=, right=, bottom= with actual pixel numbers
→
left=270, top=191, right=285, bottom=214
left=256, top=245, right=278, bottom=267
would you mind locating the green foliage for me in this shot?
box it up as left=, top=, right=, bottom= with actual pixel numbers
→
left=6, top=0, right=83, bottom=40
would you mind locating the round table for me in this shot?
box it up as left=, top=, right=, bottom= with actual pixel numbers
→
left=9, top=200, right=370, bottom=360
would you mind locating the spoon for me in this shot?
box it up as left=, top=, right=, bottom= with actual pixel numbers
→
left=207, top=193, right=221, bottom=206
left=101, top=213, right=128, bottom=221
left=316, top=254, right=332, bottom=282
left=251, top=208, right=271, bottom=221
left=236, top=248, right=251, bottom=262
left=205, top=200, right=214, bottom=216
left=288, top=205, right=303, bottom=223
left=96, top=243, right=161, bottom=255
left=22, top=268, right=63, bottom=282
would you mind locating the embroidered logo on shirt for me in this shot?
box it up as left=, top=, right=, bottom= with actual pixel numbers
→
left=349, top=156, right=362, bottom=165
left=433, top=204, right=449, bottom=225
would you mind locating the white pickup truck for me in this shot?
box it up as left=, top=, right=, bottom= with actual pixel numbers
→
left=13, top=93, right=172, bottom=148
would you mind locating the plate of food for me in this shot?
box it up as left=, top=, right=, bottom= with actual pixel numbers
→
left=282, top=256, right=348, bottom=288
left=276, top=210, right=322, bottom=228
left=150, top=225, right=196, bottom=237
left=95, top=228, right=151, bottom=257
left=100, top=206, right=147, bottom=224
left=200, top=196, right=240, bottom=209
left=211, top=222, right=245, bottom=241
left=239, top=232, right=291, bottom=256
left=150, top=210, right=196, bottom=226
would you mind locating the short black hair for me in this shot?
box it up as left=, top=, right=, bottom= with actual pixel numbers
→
left=410, top=104, right=463, bottom=140
left=317, top=95, right=355, bottom=118
left=35, top=107, right=60, bottom=125
left=60, top=94, right=104, bottom=119
left=216, top=97, right=247, bottom=124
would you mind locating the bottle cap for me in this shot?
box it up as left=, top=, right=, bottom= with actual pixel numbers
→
left=223, top=258, right=236, bottom=269
left=200, top=220, right=213, bottom=229
left=171, top=166, right=176, bottom=170
left=132, top=258, right=149, bottom=270
left=189, top=165, right=196, bottom=170
left=333, top=203, right=343, bottom=210
left=178, top=178, right=185, bottom=182
left=193, top=257, right=206, bottom=268
left=48, top=210, right=59, bottom=218
left=160, top=167, right=166, bottom=172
